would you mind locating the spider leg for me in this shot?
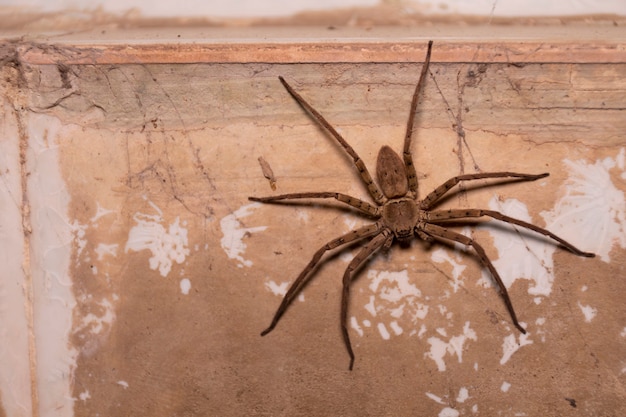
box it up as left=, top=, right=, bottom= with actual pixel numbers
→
left=428, top=209, right=595, bottom=257
left=421, top=223, right=527, bottom=335
left=261, top=221, right=385, bottom=337
left=249, top=192, right=381, bottom=217
left=421, top=172, right=549, bottom=209
left=278, top=76, right=386, bottom=205
left=403, top=40, right=433, bottom=197
left=341, top=229, right=393, bottom=370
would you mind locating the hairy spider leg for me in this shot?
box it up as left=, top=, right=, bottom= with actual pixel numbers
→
left=341, top=230, right=393, bottom=370
left=427, top=208, right=595, bottom=257
left=278, top=76, right=386, bottom=205
left=420, top=172, right=549, bottom=210
left=249, top=192, right=380, bottom=218
left=260, top=221, right=385, bottom=337
left=421, top=223, right=527, bottom=334
left=403, top=40, right=433, bottom=198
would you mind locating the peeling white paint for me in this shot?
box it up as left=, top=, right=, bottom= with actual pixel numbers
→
left=78, top=390, right=91, bottom=401
left=457, top=387, right=469, bottom=402
left=377, top=322, right=391, bottom=340
left=368, top=269, right=421, bottom=302
left=389, top=320, right=403, bottom=335
left=426, top=392, right=445, bottom=404
left=425, top=322, right=477, bottom=371
left=75, top=298, right=116, bottom=335
left=427, top=388, right=469, bottom=417
left=578, top=302, right=597, bottom=322
left=0, top=100, right=34, bottom=416
left=501, top=381, right=511, bottom=392
left=95, top=243, right=118, bottom=261
left=117, top=380, right=129, bottom=389
left=71, top=220, right=88, bottom=259
left=482, top=197, right=555, bottom=296
left=27, top=114, right=78, bottom=415
left=264, top=280, right=289, bottom=296
left=264, top=280, right=304, bottom=302
left=542, top=150, right=626, bottom=263
left=431, top=248, right=467, bottom=293
left=90, top=202, right=115, bottom=222
left=357, top=269, right=428, bottom=340
left=350, top=316, right=363, bottom=336
left=219, top=203, right=267, bottom=268
left=125, top=203, right=189, bottom=277
left=439, top=408, right=460, bottom=417
left=500, top=332, right=533, bottom=365
left=180, top=278, right=191, bottom=295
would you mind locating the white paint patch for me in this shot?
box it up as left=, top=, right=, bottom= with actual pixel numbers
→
left=83, top=298, right=115, bottom=335
left=501, top=381, right=511, bottom=392
left=264, top=280, right=304, bottom=301
left=439, top=408, right=460, bottom=417
left=0, top=108, right=34, bottom=417
left=377, top=322, right=391, bottom=340
left=180, top=278, right=191, bottom=295
left=72, top=220, right=88, bottom=259
left=78, top=390, right=91, bottom=401
left=90, top=202, right=115, bottom=222
left=456, top=387, right=469, bottom=402
left=620, top=327, right=626, bottom=338
left=26, top=114, right=78, bottom=414
left=125, top=202, right=189, bottom=277
left=219, top=203, right=267, bottom=268
left=426, top=392, right=445, bottom=404
left=364, top=295, right=377, bottom=316
left=95, top=243, right=118, bottom=261
left=117, top=380, right=129, bottom=389
left=264, top=280, right=289, bottom=296
left=425, top=322, right=477, bottom=371
left=389, top=320, right=403, bottom=335
left=500, top=332, right=533, bottom=365
left=431, top=248, right=467, bottom=292
left=482, top=197, right=555, bottom=296
left=541, top=150, right=625, bottom=262
left=359, top=269, right=427, bottom=339
left=368, top=269, right=421, bottom=302
left=350, top=316, right=363, bottom=337
left=578, top=302, right=597, bottom=322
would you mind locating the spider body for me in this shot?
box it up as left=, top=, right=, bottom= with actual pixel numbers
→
left=250, top=41, right=594, bottom=370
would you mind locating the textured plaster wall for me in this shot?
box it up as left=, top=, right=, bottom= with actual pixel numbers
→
left=0, top=35, right=625, bottom=416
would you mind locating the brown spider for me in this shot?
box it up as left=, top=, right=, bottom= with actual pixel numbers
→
left=250, top=41, right=595, bottom=370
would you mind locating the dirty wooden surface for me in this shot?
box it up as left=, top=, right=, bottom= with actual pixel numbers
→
left=1, top=31, right=625, bottom=416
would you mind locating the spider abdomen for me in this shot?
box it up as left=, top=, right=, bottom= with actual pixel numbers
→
left=382, top=198, right=420, bottom=241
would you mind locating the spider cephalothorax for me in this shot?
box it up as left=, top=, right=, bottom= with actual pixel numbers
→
left=250, top=41, right=594, bottom=370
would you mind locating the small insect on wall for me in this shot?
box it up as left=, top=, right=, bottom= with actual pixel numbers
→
left=6, top=31, right=625, bottom=417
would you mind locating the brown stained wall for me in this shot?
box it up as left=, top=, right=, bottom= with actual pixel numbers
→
left=2, top=32, right=626, bottom=416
